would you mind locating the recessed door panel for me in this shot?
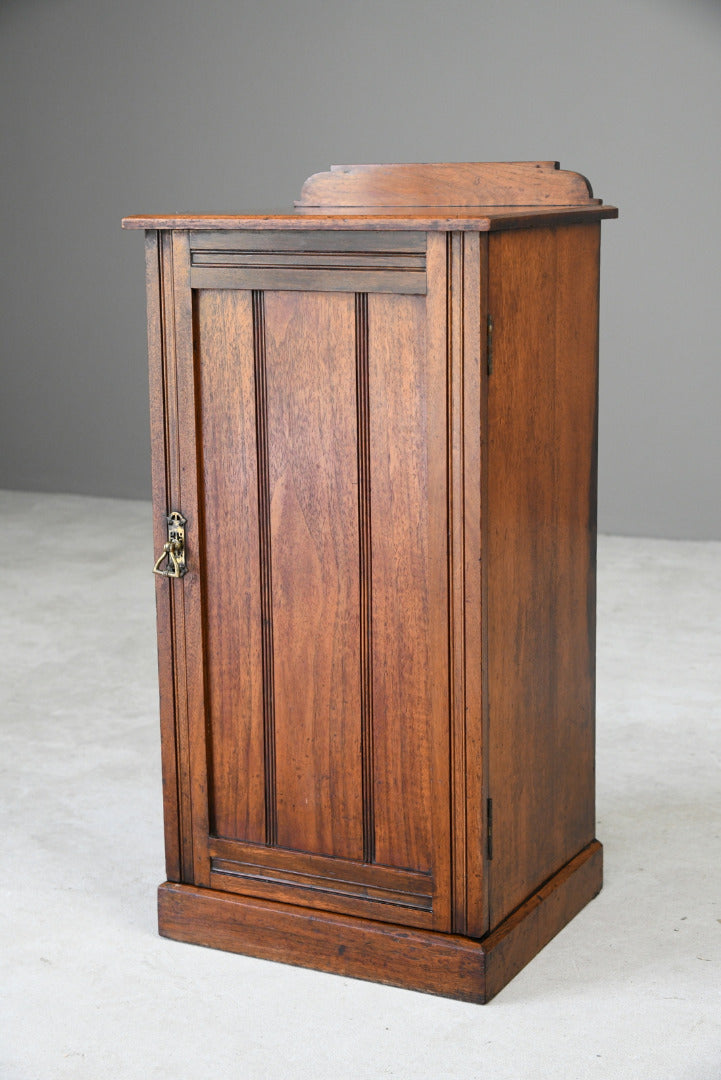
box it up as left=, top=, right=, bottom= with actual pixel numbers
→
left=185, top=233, right=453, bottom=929
left=263, top=291, right=363, bottom=860
left=195, top=288, right=266, bottom=845
left=367, top=292, right=442, bottom=874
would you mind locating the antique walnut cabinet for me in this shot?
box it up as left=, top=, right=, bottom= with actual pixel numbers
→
left=123, top=162, right=617, bottom=1003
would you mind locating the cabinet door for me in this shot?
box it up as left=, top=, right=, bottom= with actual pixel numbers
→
left=147, top=229, right=481, bottom=933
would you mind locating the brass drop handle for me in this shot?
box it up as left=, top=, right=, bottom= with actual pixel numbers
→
left=153, top=539, right=183, bottom=577
left=153, top=511, right=188, bottom=578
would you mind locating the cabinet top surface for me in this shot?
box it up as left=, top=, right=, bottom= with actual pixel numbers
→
left=122, top=205, right=617, bottom=232
left=123, top=162, right=617, bottom=232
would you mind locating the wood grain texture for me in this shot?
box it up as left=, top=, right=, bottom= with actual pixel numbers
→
left=194, top=289, right=265, bottom=844
left=148, top=230, right=208, bottom=884
left=132, top=170, right=614, bottom=1000
left=447, top=231, right=468, bottom=933
left=159, top=880, right=485, bottom=1001
left=124, top=204, right=617, bottom=232
left=481, top=840, right=602, bottom=1000
left=191, top=253, right=426, bottom=269
left=189, top=230, right=426, bottom=252
left=445, top=230, right=489, bottom=939
left=207, top=837, right=434, bottom=929
left=189, top=264, right=426, bottom=295
left=486, top=224, right=601, bottom=927
left=210, top=837, right=431, bottom=895
left=169, top=229, right=212, bottom=888
left=252, top=291, right=278, bottom=847
left=157, top=839, right=602, bottom=1003
left=368, top=287, right=443, bottom=878
left=264, top=290, right=363, bottom=860
left=477, top=233, right=491, bottom=937
left=145, top=230, right=182, bottom=882
left=296, top=162, right=598, bottom=207
left=419, top=231, right=454, bottom=928
left=188, top=231, right=427, bottom=293
left=355, top=293, right=375, bottom=865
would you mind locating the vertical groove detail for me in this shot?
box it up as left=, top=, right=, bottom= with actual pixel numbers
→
left=355, top=293, right=375, bottom=864
left=447, top=232, right=468, bottom=934
left=253, top=290, right=277, bottom=847
left=446, top=232, right=457, bottom=926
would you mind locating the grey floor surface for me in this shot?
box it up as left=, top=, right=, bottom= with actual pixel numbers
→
left=1, top=489, right=720, bottom=1080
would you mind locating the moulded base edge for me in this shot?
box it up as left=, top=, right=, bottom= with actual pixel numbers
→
left=157, top=839, right=602, bottom=1004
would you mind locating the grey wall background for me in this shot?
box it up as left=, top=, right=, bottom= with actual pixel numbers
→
left=1, top=0, right=720, bottom=539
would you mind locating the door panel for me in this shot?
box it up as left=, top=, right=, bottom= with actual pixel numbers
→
left=264, top=291, right=363, bottom=860
left=182, top=232, right=453, bottom=929
left=368, top=292, right=437, bottom=873
left=195, top=289, right=266, bottom=844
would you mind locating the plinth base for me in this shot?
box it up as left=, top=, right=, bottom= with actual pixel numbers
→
left=158, top=840, right=602, bottom=1003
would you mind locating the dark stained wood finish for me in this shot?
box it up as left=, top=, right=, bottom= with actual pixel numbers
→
left=144, top=230, right=182, bottom=883
left=368, top=291, right=437, bottom=875
left=194, top=289, right=265, bottom=844
left=162, top=235, right=456, bottom=926
left=158, top=840, right=602, bottom=1003
left=296, top=162, right=598, bottom=207
left=451, top=230, right=487, bottom=939
left=478, top=233, right=491, bottom=937
left=447, top=231, right=467, bottom=931
left=189, top=230, right=427, bottom=293
left=147, top=229, right=211, bottom=886
left=209, top=837, right=432, bottom=900
left=190, top=264, right=426, bottom=295
left=168, top=230, right=212, bottom=889
left=263, top=290, right=363, bottom=860
left=482, top=842, right=603, bottom=1001
left=252, top=290, right=277, bottom=847
left=191, top=253, right=425, bottom=270
left=189, top=230, right=426, bottom=252
left=207, top=837, right=435, bottom=929
left=130, top=162, right=614, bottom=1003
left=486, top=223, right=601, bottom=927
left=158, top=880, right=485, bottom=1001
left=123, top=204, right=617, bottom=233
left=355, top=293, right=374, bottom=865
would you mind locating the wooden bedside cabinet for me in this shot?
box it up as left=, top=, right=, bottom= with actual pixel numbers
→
left=123, top=162, right=617, bottom=1002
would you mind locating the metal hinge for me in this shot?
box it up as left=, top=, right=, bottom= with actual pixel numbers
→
left=487, top=797, right=493, bottom=860
left=486, top=313, right=494, bottom=376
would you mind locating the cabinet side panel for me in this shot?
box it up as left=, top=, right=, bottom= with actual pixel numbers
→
left=264, top=291, right=363, bottom=861
left=486, top=224, right=600, bottom=927
left=195, top=290, right=266, bottom=844
left=369, top=292, right=444, bottom=875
